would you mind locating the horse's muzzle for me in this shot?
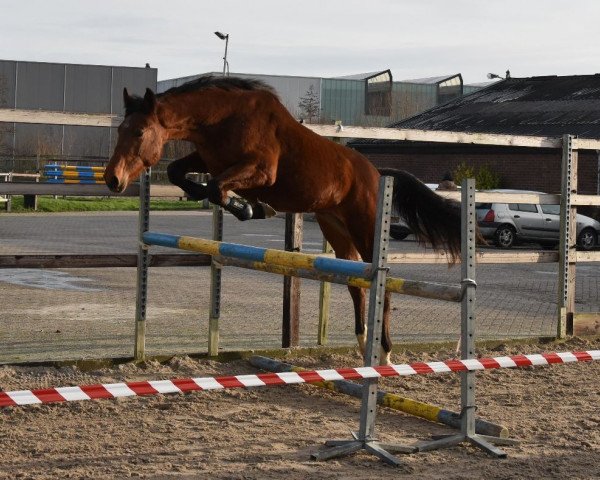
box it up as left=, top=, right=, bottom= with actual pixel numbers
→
left=105, top=175, right=124, bottom=193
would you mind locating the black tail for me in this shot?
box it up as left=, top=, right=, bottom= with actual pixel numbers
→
left=379, top=168, right=462, bottom=263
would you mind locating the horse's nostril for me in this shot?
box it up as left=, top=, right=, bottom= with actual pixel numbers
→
left=107, top=176, right=120, bottom=191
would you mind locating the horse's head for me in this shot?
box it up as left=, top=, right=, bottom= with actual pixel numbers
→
left=104, top=88, right=164, bottom=193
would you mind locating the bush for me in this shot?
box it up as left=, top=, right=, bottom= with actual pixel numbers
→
left=453, top=162, right=475, bottom=185
left=475, top=165, right=502, bottom=190
left=453, top=163, right=501, bottom=190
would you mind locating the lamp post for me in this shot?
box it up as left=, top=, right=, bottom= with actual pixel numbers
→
left=487, top=70, right=511, bottom=80
left=214, top=31, right=229, bottom=76
left=209, top=30, right=229, bottom=356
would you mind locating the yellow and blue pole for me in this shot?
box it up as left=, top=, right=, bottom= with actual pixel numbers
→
left=142, top=232, right=463, bottom=302
left=249, top=355, right=509, bottom=438
left=143, top=232, right=373, bottom=278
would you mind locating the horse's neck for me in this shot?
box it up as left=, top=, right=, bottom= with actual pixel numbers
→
left=157, top=91, right=235, bottom=142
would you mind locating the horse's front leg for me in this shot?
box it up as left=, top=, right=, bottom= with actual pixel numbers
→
left=167, top=151, right=209, bottom=200
left=207, top=161, right=276, bottom=221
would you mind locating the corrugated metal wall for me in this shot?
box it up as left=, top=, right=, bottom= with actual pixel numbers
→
left=391, top=82, right=438, bottom=121
left=0, top=60, right=157, bottom=163
left=159, top=71, right=477, bottom=130
left=320, top=78, right=365, bottom=125
left=320, top=79, right=438, bottom=126
left=158, top=72, right=321, bottom=120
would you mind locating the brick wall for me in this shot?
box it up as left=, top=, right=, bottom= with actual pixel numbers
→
left=360, top=149, right=599, bottom=195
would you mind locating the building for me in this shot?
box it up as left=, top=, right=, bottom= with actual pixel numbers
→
left=0, top=59, right=157, bottom=170
left=158, top=71, right=469, bottom=128
left=158, top=71, right=320, bottom=122
left=350, top=74, right=600, bottom=195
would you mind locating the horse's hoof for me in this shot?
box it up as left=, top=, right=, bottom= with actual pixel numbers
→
left=380, top=348, right=392, bottom=366
left=252, top=201, right=277, bottom=219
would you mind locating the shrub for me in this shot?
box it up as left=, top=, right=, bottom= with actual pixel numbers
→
left=453, top=162, right=501, bottom=190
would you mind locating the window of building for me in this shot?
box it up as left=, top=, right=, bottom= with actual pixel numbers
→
left=437, top=75, right=463, bottom=104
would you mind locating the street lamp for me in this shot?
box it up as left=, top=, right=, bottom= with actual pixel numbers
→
left=214, top=31, right=229, bottom=76
left=487, top=70, right=511, bottom=80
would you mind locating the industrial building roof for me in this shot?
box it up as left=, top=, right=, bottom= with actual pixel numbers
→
left=332, top=70, right=391, bottom=81
left=351, top=74, right=600, bottom=147
left=401, top=74, right=461, bottom=85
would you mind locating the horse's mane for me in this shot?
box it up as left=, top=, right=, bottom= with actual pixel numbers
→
left=125, top=75, right=277, bottom=116
left=161, top=75, right=277, bottom=97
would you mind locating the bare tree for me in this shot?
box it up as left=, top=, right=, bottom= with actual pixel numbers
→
left=298, top=85, right=320, bottom=123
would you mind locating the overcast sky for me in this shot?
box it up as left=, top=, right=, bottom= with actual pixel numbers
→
left=2, top=0, right=599, bottom=84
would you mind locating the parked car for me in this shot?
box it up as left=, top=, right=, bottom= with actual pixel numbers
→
left=476, top=190, right=600, bottom=250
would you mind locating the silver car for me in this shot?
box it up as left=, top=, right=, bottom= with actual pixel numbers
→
left=476, top=190, right=600, bottom=250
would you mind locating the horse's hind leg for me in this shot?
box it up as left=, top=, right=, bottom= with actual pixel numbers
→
left=380, top=291, right=392, bottom=365
left=167, top=151, right=209, bottom=200
left=345, top=208, right=394, bottom=366
left=315, top=213, right=368, bottom=356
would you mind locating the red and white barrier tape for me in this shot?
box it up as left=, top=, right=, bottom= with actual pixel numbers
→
left=1, top=350, right=598, bottom=408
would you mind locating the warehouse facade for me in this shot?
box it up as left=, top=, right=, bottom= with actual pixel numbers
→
left=158, top=71, right=474, bottom=128
left=0, top=59, right=157, bottom=170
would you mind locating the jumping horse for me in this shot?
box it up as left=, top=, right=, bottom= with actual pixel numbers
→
left=104, top=76, right=462, bottom=365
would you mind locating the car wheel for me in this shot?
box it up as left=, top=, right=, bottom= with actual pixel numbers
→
left=390, top=225, right=410, bottom=241
left=390, top=231, right=409, bottom=240
left=494, top=225, right=516, bottom=249
left=577, top=228, right=597, bottom=251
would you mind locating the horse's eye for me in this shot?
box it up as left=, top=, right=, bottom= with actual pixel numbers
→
left=134, top=129, right=144, bottom=137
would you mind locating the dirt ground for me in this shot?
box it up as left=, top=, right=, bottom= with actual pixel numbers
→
left=1, top=337, right=599, bottom=480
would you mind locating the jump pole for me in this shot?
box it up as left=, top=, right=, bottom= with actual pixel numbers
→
left=141, top=235, right=463, bottom=302
left=248, top=355, right=509, bottom=438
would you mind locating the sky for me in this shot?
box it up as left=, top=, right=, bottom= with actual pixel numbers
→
left=2, top=0, right=600, bottom=84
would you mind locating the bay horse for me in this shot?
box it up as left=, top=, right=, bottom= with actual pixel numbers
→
left=104, top=76, right=462, bottom=365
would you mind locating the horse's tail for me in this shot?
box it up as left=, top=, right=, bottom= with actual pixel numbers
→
left=379, top=168, right=462, bottom=263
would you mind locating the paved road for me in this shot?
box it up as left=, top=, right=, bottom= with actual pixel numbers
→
left=1, top=210, right=598, bottom=363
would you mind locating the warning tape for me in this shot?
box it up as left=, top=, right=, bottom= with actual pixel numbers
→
left=1, top=350, right=598, bottom=408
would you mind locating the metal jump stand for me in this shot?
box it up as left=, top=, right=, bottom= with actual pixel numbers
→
left=312, top=178, right=517, bottom=466
left=312, top=176, right=416, bottom=465
left=134, top=168, right=151, bottom=361
left=415, top=179, right=518, bottom=456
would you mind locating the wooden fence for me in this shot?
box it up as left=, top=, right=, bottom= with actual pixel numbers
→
left=1, top=107, right=599, bottom=349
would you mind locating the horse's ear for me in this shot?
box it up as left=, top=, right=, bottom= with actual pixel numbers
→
left=143, top=88, right=156, bottom=112
left=123, top=88, right=131, bottom=108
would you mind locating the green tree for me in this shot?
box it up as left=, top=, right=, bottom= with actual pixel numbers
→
left=453, top=162, right=501, bottom=190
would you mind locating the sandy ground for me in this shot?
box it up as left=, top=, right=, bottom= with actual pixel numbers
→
left=1, top=337, right=599, bottom=480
